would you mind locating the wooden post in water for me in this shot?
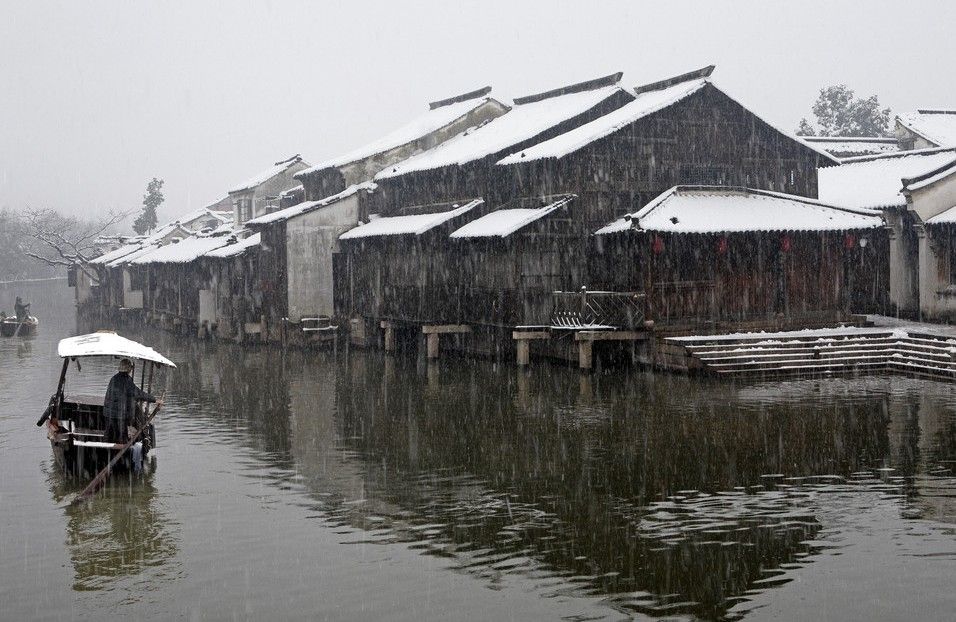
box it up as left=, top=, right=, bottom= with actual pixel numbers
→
left=426, top=333, right=440, bottom=359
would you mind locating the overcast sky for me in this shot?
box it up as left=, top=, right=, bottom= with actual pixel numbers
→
left=1, top=0, right=954, bottom=224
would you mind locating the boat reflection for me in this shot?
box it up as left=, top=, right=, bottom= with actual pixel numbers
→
left=46, top=460, right=181, bottom=593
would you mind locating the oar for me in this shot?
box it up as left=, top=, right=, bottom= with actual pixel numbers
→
left=12, top=317, right=26, bottom=337
left=71, top=396, right=164, bottom=506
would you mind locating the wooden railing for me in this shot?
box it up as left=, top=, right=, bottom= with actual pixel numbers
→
left=551, top=289, right=647, bottom=329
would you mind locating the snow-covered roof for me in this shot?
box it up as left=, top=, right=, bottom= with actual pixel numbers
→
left=298, top=89, right=497, bottom=177
left=58, top=331, right=176, bottom=367
left=206, top=233, right=261, bottom=258
left=339, top=199, right=483, bottom=240
left=245, top=182, right=376, bottom=227
left=499, top=79, right=708, bottom=164
left=90, top=239, right=146, bottom=265
left=229, top=155, right=307, bottom=194
left=450, top=196, right=574, bottom=238
left=279, top=185, right=303, bottom=197
left=92, top=221, right=188, bottom=266
left=497, top=77, right=836, bottom=165
left=817, top=147, right=956, bottom=210
left=175, top=207, right=232, bottom=230
left=803, top=136, right=900, bottom=158
left=375, top=77, right=630, bottom=180
left=926, top=205, right=956, bottom=225
left=595, top=186, right=882, bottom=235
left=129, top=234, right=232, bottom=265
left=897, top=110, right=956, bottom=147
left=902, top=155, right=956, bottom=192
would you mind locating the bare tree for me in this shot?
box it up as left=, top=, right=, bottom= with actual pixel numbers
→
left=22, top=208, right=132, bottom=280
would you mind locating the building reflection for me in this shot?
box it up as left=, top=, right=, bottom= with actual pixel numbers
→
left=61, top=318, right=956, bottom=617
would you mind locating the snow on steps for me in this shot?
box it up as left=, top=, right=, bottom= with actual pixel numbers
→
left=663, top=328, right=956, bottom=380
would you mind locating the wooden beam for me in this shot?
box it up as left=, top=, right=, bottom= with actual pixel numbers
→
left=574, top=330, right=648, bottom=341
left=512, top=330, right=550, bottom=340
left=422, top=324, right=471, bottom=335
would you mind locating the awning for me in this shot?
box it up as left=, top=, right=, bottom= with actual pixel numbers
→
left=58, top=332, right=176, bottom=367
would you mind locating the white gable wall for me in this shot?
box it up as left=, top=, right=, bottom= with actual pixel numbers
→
left=908, top=171, right=956, bottom=320
left=286, top=194, right=361, bottom=320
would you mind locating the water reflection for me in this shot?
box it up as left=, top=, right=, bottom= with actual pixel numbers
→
left=46, top=460, right=182, bottom=593
left=62, top=314, right=956, bottom=620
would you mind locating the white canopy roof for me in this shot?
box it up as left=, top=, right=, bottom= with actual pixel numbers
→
left=58, top=332, right=176, bottom=367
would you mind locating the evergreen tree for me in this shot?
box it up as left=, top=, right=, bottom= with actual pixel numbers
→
left=796, top=85, right=891, bottom=137
left=133, top=178, right=164, bottom=234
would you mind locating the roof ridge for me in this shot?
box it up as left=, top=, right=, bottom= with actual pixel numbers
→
left=273, top=154, right=302, bottom=166
left=429, top=86, right=492, bottom=110
left=838, top=146, right=956, bottom=164
left=671, top=185, right=879, bottom=216
left=512, top=72, right=623, bottom=105
left=804, top=136, right=897, bottom=143
left=916, top=109, right=956, bottom=115
left=633, top=65, right=715, bottom=95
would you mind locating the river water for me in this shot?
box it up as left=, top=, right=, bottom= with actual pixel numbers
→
left=1, top=280, right=955, bottom=621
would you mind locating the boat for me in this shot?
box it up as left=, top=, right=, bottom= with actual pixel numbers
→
left=1, top=315, right=39, bottom=336
left=36, top=330, right=176, bottom=476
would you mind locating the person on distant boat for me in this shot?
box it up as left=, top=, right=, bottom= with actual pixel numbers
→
left=14, top=296, right=30, bottom=321
left=103, top=358, right=162, bottom=442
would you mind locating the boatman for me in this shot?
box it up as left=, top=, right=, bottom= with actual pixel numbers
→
left=103, top=358, right=162, bottom=443
left=14, top=296, right=30, bottom=321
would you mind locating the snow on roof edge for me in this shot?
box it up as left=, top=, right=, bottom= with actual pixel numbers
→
left=595, top=185, right=882, bottom=235
left=450, top=195, right=575, bottom=238
left=245, top=181, right=376, bottom=227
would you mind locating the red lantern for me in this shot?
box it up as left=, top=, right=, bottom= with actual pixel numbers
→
left=652, top=235, right=664, bottom=255
left=780, top=235, right=792, bottom=253
left=717, top=236, right=729, bottom=255
left=844, top=233, right=856, bottom=249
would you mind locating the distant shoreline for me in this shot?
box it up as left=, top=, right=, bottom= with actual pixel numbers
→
left=0, top=276, right=67, bottom=285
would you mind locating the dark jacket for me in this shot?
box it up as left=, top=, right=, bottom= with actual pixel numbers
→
left=103, top=372, right=155, bottom=423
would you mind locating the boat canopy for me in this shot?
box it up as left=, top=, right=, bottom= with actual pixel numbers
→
left=57, top=332, right=177, bottom=368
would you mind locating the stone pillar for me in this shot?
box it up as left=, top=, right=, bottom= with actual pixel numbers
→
left=426, top=333, right=440, bottom=359
left=578, top=340, right=593, bottom=370
left=516, top=340, right=530, bottom=366
left=384, top=325, right=396, bottom=353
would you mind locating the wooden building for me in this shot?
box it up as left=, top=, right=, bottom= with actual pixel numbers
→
left=228, top=155, right=310, bottom=225
left=591, top=186, right=887, bottom=330
left=336, top=199, right=483, bottom=335
left=818, top=147, right=956, bottom=316
left=295, top=87, right=507, bottom=202
left=127, top=232, right=236, bottom=331
left=245, top=183, right=377, bottom=341
left=243, top=88, right=506, bottom=342
left=900, top=157, right=956, bottom=321
left=201, top=233, right=263, bottom=341
left=82, top=207, right=233, bottom=313
left=494, top=66, right=837, bottom=230
left=372, top=72, right=636, bottom=210
left=896, top=109, right=956, bottom=150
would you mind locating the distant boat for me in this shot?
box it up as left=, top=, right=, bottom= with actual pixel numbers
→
left=36, top=331, right=176, bottom=476
left=1, top=315, right=38, bottom=337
